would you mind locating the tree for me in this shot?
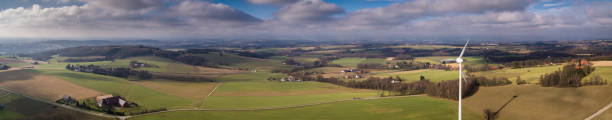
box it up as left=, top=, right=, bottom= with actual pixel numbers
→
left=516, top=76, right=527, bottom=85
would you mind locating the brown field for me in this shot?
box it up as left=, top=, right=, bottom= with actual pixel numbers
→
left=0, top=75, right=102, bottom=100
left=464, top=84, right=612, bottom=120
left=136, top=79, right=219, bottom=99
left=592, top=61, right=612, bottom=67
left=0, top=57, right=22, bottom=64
left=593, top=107, right=612, bottom=120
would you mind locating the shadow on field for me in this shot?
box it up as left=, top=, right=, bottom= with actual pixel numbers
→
left=485, top=95, right=519, bottom=120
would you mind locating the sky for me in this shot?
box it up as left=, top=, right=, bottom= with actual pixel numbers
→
left=0, top=0, right=611, bottom=41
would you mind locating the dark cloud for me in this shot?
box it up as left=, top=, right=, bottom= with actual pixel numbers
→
left=277, top=0, right=344, bottom=23
left=82, top=0, right=161, bottom=11
left=172, top=0, right=261, bottom=23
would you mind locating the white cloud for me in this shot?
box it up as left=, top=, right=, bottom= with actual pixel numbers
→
left=0, top=0, right=611, bottom=41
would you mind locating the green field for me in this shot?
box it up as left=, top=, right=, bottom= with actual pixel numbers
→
left=0, top=93, right=110, bottom=120
left=473, top=65, right=562, bottom=83
left=206, top=72, right=379, bottom=108
left=464, top=84, right=612, bottom=120
left=131, top=96, right=482, bottom=120
left=330, top=57, right=390, bottom=68
left=375, top=69, right=457, bottom=82
left=583, top=66, right=612, bottom=82
left=33, top=70, right=196, bottom=109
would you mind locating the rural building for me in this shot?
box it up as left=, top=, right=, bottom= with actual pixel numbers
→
left=57, top=95, right=78, bottom=105
left=280, top=76, right=302, bottom=82
left=96, top=95, right=128, bottom=107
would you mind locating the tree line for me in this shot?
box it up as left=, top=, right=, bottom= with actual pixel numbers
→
left=65, top=64, right=152, bottom=80
left=539, top=62, right=595, bottom=87
left=298, top=74, right=481, bottom=100
left=0, top=63, right=9, bottom=70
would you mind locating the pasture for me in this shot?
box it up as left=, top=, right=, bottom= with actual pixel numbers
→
left=203, top=72, right=379, bottom=108
left=131, top=96, right=482, bottom=120
left=0, top=93, right=111, bottom=120
left=464, top=84, right=612, bottom=120
left=330, top=57, right=392, bottom=68
left=0, top=75, right=101, bottom=101
left=375, top=69, right=457, bottom=82
left=33, top=69, right=196, bottom=109
left=472, top=65, right=562, bottom=83
left=592, top=61, right=612, bottom=67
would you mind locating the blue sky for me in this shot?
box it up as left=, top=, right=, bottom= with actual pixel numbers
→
left=0, top=0, right=610, bottom=41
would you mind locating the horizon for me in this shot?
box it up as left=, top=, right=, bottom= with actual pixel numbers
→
left=0, top=0, right=611, bottom=41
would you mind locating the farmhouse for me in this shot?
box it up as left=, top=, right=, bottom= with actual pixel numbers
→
left=96, top=95, right=129, bottom=107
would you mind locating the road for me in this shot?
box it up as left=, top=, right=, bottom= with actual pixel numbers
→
left=585, top=101, right=612, bottom=120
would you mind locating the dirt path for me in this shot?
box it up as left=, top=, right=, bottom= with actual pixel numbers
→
left=194, top=83, right=222, bottom=108
left=585, top=101, right=612, bottom=120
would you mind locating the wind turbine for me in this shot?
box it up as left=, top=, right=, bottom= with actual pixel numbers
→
left=457, top=38, right=470, bottom=120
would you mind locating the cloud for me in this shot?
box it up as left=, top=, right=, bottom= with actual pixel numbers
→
left=82, top=0, right=161, bottom=12
left=344, top=0, right=533, bottom=25
left=247, top=0, right=299, bottom=5
left=172, top=0, right=261, bottom=23
left=276, top=0, right=344, bottom=23
left=0, top=0, right=611, bottom=41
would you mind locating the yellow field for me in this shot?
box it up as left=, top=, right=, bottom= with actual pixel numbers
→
left=0, top=75, right=101, bottom=100
left=592, top=61, right=612, bottom=67
left=464, top=84, right=612, bottom=120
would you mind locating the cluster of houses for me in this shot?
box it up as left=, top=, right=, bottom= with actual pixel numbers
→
left=280, top=76, right=302, bottom=82
left=341, top=69, right=365, bottom=79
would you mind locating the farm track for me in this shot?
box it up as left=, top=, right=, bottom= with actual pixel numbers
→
left=585, top=101, right=612, bottom=120
left=194, top=82, right=222, bottom=108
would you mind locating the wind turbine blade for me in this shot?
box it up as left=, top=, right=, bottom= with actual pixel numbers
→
left=458, top=38, right=470, bottom=58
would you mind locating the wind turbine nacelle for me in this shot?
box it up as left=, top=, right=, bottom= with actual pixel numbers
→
left=456, top=58, right=464, bottom=63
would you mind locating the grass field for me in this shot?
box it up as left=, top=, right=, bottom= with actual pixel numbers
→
left=136, top=79, right=219, bottom=107
left=203, top=72, right=379, bottom=108
left=131, top=96, right=482, bottom=120
left=464, top=84, right=612, bottom=120
left=375, top=69, right=457, bottom=82
left=592, top=61, right=612, bottom=67
left=0, top=75, right=102, bottom=100
left=584, top=66, right=612, bottom=82
left=33, top=69, right=196, bottom=109
left=331, top=57, right=398, bottom=68
left=473, top=65, right=562, bottom=83
left=0, top=93, right=111, bottom=120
